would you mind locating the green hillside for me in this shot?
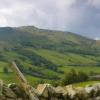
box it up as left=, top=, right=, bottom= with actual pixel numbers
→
left=0, top=26, right=100, bottom=85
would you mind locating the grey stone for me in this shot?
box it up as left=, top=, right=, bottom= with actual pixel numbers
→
left=3, top=84, right=17, bottom=98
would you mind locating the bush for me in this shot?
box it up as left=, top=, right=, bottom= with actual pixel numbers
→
left=61, top=69, right=89, bottom=86
left=78, top=71, right=89, bottom=82
left=3, top=67, right=9, bottom=74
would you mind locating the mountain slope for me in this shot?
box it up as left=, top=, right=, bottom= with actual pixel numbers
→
left=0, top=26, right=100, bottom=84
left=0, top=26, right=96, bottom=51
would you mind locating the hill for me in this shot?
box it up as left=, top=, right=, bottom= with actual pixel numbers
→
left=0, top=26, right=100, bottom=84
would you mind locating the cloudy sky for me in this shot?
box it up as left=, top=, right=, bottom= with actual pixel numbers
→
left=0, top=0, right=100, bottom=39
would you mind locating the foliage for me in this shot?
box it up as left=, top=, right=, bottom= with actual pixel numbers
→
left=61, top=69, right=89, bottom=85
left=3, top=67, right=9, bottom=74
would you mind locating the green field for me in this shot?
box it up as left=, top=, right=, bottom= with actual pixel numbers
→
left=73, top=81, right=100, bottom=87
left=0, top=26, right=100, bottom=86
left=0, top=49, right=100, bottom=86
left=34, top=49, right=97, bottom=65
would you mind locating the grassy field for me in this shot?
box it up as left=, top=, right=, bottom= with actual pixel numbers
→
left=0, top=72, right=41, bottom=87
left=73, top=81, right=100, bottom=87
left=0, top=49, right=100, bottom=86
left=59, top=66, right=100, bottom=75
left=1, top=26, right=100, bottom=88
left=34, top=49, right=97, bottom=65
left=1, top=65, right=100, bottom=86
left=1, top=72, right=100, bottom=88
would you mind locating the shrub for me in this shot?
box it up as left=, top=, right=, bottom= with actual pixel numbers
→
left=3, top=67, right=9, bottom=74
left=61, top=69, right=89, bottom=85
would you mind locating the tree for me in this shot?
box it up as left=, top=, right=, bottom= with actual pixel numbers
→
left=61, top=69, right=89, bottom=86
left=3, top=67, right=8, bottom=74
left=78, top=71, right=89, bottom=82
left=61, top=69, right=78, bottom=85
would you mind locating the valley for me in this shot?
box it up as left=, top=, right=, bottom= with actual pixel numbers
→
left=0, top=26, right=100, bottom=86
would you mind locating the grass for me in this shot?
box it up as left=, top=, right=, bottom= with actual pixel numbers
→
left=0, top=72, right=40, bottom=87
left=59, top=66, right=100, bottom=74
left=1, top=26, right=100, bottom=87
left=0, top=71, right=100, bottom=88
left=2, top=65, right=100, bottom=87
left=34, top=49, right=97, bottom=65
left=73, top=81, right=100, bottom=87
left=0, top=49, right=100, bottom=87
left=0, top=61, right=8, bottom=72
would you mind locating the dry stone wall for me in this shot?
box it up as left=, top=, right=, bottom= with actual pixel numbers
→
left=1, top=80, right=100, bottom=100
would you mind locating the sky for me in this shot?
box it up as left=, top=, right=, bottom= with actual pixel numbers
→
left=0, top=0, right=100, bottom=39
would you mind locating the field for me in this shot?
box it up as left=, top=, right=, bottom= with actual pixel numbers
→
left=1, top=66, right=100, bottom=87
left=1, top=65, right=100, bottom=87
left=0, top=26, right=100, bottom=87
left=0, top=49, right=100, bottom=86
left=73, top=81, right=100, bottom=87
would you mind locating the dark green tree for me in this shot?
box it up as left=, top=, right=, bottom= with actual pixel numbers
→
left=61, top=69, right=78, bottom=85
left=78, top=71, right=88, bottom=82
left=61, top=69, right=89, bottom=86
left=3, top=67, right=8, bottom=74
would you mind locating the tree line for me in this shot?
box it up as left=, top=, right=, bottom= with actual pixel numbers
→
left=61, top=69, right=89, bottom=86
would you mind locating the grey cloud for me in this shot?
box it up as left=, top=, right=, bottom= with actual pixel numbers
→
left=0, top=0, right=99, bottom=39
